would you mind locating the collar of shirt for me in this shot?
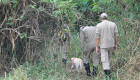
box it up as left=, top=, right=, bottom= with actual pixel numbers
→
left=102, top=20, right=108, bottom=22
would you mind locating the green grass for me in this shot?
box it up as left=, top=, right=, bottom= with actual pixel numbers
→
left=0, top=0, right=140, bottom=79
left=1, top=29, right=140, bottom=80
left=0, top=25, right=140, bottom=80
left=0, top=20, right=140, bottom=80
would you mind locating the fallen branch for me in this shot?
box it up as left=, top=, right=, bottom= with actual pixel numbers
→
left=0, top=28, right=22, bottom=36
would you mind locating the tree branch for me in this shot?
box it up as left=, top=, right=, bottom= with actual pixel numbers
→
left=0, top=15, right=7, bottom=28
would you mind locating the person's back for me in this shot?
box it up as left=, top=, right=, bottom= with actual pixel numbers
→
left=96, top=20, right=118, bottom=48
left=80, top=26, right=96, bottom=48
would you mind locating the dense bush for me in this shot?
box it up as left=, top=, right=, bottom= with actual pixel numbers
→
left=0, top=0, right=140, bottom=80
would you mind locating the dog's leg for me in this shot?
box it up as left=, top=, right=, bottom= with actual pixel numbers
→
left=70, top=64, right=75, bottom=72
left=80, top=62, right=83, bottom=75
left=80, top=69, right=82, bottom=75
left=76, top=64, right=80, bottom=75
left=78, top=69, right=80, bottom=75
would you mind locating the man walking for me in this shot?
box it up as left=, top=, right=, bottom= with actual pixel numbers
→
left=60, top=24, right=71, bottom=67
left=96, top=13, right=119, bottom=79
left=80, top=26, right=100, bottom=78
left=51, top=24, right=71, bottom=67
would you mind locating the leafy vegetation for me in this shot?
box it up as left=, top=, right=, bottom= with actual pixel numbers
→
left=0, top=0, right=140, bottom=80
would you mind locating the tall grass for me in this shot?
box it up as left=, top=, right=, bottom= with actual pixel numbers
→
left=0, top=20, right=140, bottom=80
left=1, top=26, right=140, bottom=80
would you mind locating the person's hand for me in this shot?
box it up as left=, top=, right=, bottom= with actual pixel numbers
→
left=81, top=53, right=84, bottom=56
left=96, top=47, right=100, bottom=54
left=114, top=45, right=117, bottom=51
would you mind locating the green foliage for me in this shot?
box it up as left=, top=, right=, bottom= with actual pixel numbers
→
left=48, top=0, right=82, bottom=24
left=20, top=33, right=27, bottom=39
left=12, top=4, right=17, bottom=9
left=12, top=0, right=17, bottom=9
left=37, top=6, right=45, bottom=11
left=1, top=0, right=140, bottom=79
left=43, top=25, right=49, bottom=28
left=30, top=4, right=36, bottom=8
left=6, top=22, right=13, bottom=25
left=51, top=10, right=61, bottom=17
left=1, top=66, right=28, bottom=80
left=55, top=23, right=59, bottom=25
left=74, top=0, right=92, bottom=11
left=69, top=32, right=81, bottom=57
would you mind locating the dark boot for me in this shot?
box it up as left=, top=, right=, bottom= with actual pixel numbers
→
left=62, top=58, right=67, bottom=68
left=93, top=66, right=97, bottom=78
left=104, top=70, right=111, bottom=80
left=84, top=63, right=91, bottom=76
left=53, top=54, right=58, bottom=63
left=53, top=54, right=58, bottom=59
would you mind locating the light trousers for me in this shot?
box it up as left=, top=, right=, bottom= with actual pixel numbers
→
left=100, top=48, right=113, bottom=70
left=84, top=46, right=100, bottom=66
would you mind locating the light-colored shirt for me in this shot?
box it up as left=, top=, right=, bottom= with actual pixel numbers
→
left=80, top=26, right=96, bottom=53
left=96, top=20, right=119, bottom=48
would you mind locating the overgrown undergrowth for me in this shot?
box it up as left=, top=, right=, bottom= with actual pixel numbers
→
left=0, top=0, right=140, bottom=80
left=1, top=30, right=140, bottom=80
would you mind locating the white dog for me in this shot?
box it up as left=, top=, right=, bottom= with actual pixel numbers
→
left=70, top=58, right=83, bottom=74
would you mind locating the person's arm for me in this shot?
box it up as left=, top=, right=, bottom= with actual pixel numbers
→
left=114, top=24, right=119, bottom=51
left=115, top=36, right=118, bottom=46
left=114, top=36, right=118, bottom=51
left=80, top=30, right=85, bottom=55
left=96, top=39, right=100, bottom=54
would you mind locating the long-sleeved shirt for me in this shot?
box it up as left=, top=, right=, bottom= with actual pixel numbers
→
left=80, top=26, right=96, bottom=53
left=96, top=20, right=119, bottom=48
left=51, top=25, right=71, bottom=46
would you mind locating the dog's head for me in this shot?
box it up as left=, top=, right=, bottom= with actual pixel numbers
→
left=71, top=58, right=75, bottom=61
left=71, top=58, right=76, bottom=64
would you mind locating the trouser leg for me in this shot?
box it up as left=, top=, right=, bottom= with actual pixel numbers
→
left=84, top=47, right=92, bottom=64
left=52, top=44, right=58, bottom=63
left=92, top=48, right=100, bottom=66
left=93, top=66, right=98, bottom=78
left=61, top=42, right=67, bottom=67
left=100, top=48, right=112, bottom=70
left=92, top=48, right=100, bottom=78
left=101, top=48, right=113, bottom=80
left=84, top=47, right=93, bottom=76
left=61, top=42, right=67, bottom=59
